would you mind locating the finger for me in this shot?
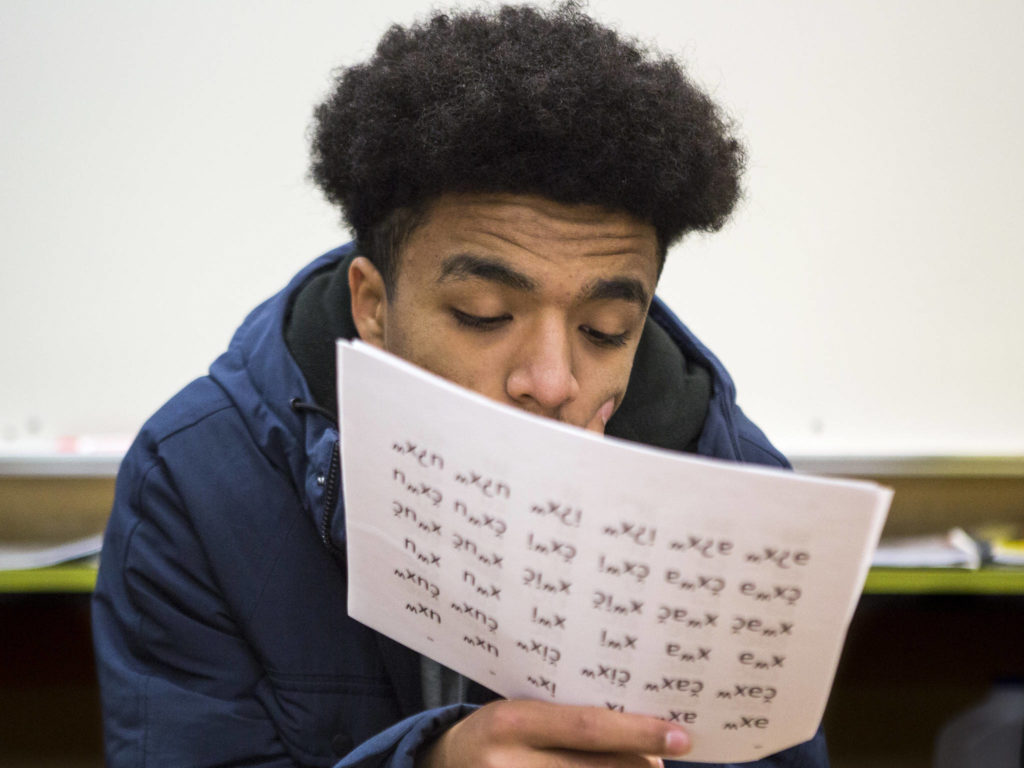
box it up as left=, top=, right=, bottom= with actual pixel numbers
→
left=488, top=701, right=690, bottom=758
left=539, top=747, right=666, bottom=768
left=585, top=398, right=616, bottom=434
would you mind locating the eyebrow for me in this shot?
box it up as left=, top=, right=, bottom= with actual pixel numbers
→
left=437, top=252, right=649, bottom=308
left=437, top=254, right=538, bottom=292
left=579, top=277, right=649, bottom=308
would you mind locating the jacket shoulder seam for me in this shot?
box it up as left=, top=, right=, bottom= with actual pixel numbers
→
left=737, top=433, right=789, bottom=468
left=151, top=397, right=236, bottom=449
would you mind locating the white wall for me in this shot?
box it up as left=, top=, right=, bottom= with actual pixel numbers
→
left=2, top=0, right=1022, bottom=456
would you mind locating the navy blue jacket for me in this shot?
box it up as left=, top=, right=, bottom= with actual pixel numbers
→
left=92, top=244, right=829, bottom=767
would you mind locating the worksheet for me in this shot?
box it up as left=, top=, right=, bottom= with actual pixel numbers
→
left=338, top=340, right=891, bottom=764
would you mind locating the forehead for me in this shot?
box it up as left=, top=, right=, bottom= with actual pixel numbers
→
left=396, top=193, right=661, bottom=287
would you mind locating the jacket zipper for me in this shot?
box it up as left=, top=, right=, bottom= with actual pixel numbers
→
left=319, top=441, right=343, bottom=556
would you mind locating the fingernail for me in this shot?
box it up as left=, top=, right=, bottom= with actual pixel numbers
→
left=599, top=398, right=615, bottom=425
left=664, top=729, right=689, bottom=754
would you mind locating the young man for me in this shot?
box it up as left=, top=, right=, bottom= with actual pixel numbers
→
left=92, top=5, right=830, bottom=767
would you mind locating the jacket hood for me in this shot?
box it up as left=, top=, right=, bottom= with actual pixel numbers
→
left=208, top=245, right=355, bottom=547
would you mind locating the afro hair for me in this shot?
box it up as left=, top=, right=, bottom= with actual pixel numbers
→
left=310, top=2, right=745, bottom=279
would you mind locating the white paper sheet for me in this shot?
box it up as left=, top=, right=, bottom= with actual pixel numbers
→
left=0, top=533, right=102, bottom=571
left=338, top=340, right=891, bottom=764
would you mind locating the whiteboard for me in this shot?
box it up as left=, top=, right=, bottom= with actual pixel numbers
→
left=2, top=0, right=1022, bottom=457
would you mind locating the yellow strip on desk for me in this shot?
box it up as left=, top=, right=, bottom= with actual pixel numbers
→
left=864, top=567, right=1024, bottom=595
left=0, top=564, right=98, bottom=593
left=2, top=564, right=1022, bottom=596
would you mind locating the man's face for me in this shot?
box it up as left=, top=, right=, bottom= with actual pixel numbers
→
left=349, top=193, right=660, bottom=432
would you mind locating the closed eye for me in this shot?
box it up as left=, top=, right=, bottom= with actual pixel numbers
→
left=451, top=309, right=512, bottom=330
left=581, top=325, right=629, bottom=349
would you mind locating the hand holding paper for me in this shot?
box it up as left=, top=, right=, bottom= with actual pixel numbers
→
left=419, top=699, right=690, bottom=767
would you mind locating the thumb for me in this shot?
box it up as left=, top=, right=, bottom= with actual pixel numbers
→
left=585, top=398, right=616, bottom=435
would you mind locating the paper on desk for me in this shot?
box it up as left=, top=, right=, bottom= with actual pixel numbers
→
left=0, top=533, right=102, bottom=571
left=871, top=528, right=981, bottom=569
left=338, top=340, right=891, bottom=764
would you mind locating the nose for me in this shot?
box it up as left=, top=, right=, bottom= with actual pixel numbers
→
left=505, top=318, right=580, bottom=416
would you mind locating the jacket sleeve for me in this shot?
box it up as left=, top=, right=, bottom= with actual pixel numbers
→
left=93, top=452, right=300, bottom=766
left=93, top=430, right=480, bottom=768
left=765, top=726, right=830, bottom=768
left=331, top=704, right=476, bottom=768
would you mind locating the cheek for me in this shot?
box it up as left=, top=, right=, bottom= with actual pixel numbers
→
left=544, top=341, right=634, bottom=418
left=384, top=311, right=508, bottom=399
left=430, top=341, right=512, bottom=401
left=583, top=353, right=635, bottom=403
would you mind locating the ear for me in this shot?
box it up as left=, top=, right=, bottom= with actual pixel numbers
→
left=348, top=256, right=388, bottom=349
